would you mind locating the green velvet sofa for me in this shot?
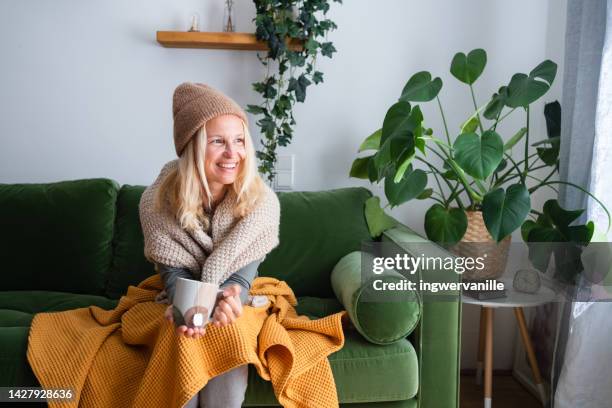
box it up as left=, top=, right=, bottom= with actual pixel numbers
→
left=0, top=178, right=461, bottom=407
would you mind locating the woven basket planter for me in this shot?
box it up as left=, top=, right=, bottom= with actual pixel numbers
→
left=452, top=210, right=511, bottom=280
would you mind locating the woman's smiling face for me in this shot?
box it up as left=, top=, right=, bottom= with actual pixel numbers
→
left=204, top=114, right=246, bottom=191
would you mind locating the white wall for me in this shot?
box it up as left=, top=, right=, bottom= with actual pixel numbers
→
left=0, top=0, right=566, bottom=370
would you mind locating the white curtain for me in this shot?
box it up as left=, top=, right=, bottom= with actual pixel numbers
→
left=553, top=0, right=612, bottom=406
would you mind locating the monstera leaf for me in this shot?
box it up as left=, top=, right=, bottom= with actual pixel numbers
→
left=450, top=49, right=487, bottom=85
left=364, top=196, right=398, bottom=238
left=483, top=86, right=509, bottom=120
left=482, top=184, right=531, bottom=242
left=385, top=165, right=428, bottom=207
left=522, top=199, right=594, bottom=283
left=399, top=71, right=443, bottom=102
left=453, top=130, right=504, bottom=180
left=358, top=128, right=382, bottom=152
left=505, top=60, right=557, bottom=108
left=424, top=204, right=468, bottom=245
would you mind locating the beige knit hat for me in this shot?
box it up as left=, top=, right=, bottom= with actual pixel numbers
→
left=172, top=82, right=249, bottom=156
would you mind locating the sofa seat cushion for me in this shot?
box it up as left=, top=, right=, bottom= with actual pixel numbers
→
left=0, top=291, right=118, bottom=316
left=244, top=297, right=419, bottom=405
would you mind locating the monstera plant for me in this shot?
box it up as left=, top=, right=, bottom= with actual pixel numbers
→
left=350, top=49, right=609, bottom=255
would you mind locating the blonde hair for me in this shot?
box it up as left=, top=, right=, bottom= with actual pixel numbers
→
left=154, top=119, right=268, bottom=232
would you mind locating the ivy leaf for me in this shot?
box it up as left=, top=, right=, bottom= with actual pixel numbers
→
left=288, top=74, right=311, bottom=102
left=287, top=50, right=306, bottom=67
left=313, top=71, right=324, bottom=84
left=305, top=38, right=319, bottom=54
left=246, top=104, right=267, bottom=115
left=321, top=42, right=337, bottom=57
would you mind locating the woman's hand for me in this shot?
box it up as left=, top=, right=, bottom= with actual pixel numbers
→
left=212, top=284, right=243, bottom=327
left=164, top=305, right=207, bottom=339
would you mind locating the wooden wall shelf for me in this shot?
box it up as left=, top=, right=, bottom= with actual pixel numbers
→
left=156, top=31, right=303, bottom=51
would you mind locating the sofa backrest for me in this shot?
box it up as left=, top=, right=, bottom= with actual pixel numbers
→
left=1, top=179, right=373, bottom=299
left=0, top=179, right=119, bottom=295
left=107, top=186, right=374, bottom=299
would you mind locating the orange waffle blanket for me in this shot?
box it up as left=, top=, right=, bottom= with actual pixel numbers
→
left=27, top=274, right=347, bottom=408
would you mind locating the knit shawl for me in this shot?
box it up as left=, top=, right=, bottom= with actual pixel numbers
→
left=138, top=159, right=280, bottom=285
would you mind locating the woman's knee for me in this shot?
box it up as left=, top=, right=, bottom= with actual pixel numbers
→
left=199, top=364, right=249, bottom=408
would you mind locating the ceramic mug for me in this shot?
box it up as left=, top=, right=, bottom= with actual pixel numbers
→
left=172, top=277, right=223, bottom=328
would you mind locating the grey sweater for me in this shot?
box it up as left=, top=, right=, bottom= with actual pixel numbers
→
left=156, top=256, right=264, bottom=306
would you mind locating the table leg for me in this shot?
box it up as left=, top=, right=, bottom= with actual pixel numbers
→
left=514, top=307, right=547, bottom=406
left=476, top=306, right=486, bottom=386
left=484, top=307, right=493, bottom=408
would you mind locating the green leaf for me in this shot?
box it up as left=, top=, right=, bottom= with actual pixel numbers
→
left=367, top=156, right=381, bottom=183
left=381, top=101, right=412, bottom=144
left=505, top=73, right=549, bottom=108
left=453, top=130, right=504, bottom=179
left=460, top=115, right=480, bottom=133
left=484, top=86, right=508, bottom=120
left=424, top=204, right=468, bottom=244
left=393, top=151, right=416, bottom=183
left=399, top=71, right=443, bottom=102
left=544, top=101, right=561, bottom=138
left=350, top=155, right=373, bottom=179
left=543, top=199, right=583, bottom=229
left=312, top=71, right=324, bottom=84
left=530, top=60, right=557, bottom=86
left=305, top=38, right=319, bottom=54
left=482, top=184, right=531, bottom=241
left=380, top=101, right=417, bottom=159
left=505, top=60, right=557, bottom=109
left=321, top=42, right=337, bottom=57
left=450, top=49, right=487, bottom=85
left=288, top=74, right=311, bottom=102
left=358, top=128, right=382, bottom=152
left=521, top=220, right=537, bottom=242
left=246, top=104, right=267, bottom=115
left=385, top=167, right=427, bottom=206
left=364, top=196, right=398, bottom=238
left=536, top=146, right=559, bottom=165
left=504, top=127, right=527, bottom=151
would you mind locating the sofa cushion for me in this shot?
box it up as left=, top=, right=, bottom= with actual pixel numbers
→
left=0, top=179, right=119, bottom=295
left=259, top=188, right=374, bottom=298
left=244, top=296, right=419, bottom=405
left=105, top=185, right=156, bottom=299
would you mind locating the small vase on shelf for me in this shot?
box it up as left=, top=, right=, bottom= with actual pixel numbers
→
left=223, top=0, right=235, bottom=32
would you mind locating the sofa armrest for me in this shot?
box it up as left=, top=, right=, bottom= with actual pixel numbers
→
left=381, top=222, right=461, bottom=408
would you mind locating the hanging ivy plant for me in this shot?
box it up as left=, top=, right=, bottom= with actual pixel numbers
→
left=248, top=0, right=342, bottom=182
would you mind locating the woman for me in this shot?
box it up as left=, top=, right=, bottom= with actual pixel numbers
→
left=138, top=82, right=281, bottom=408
